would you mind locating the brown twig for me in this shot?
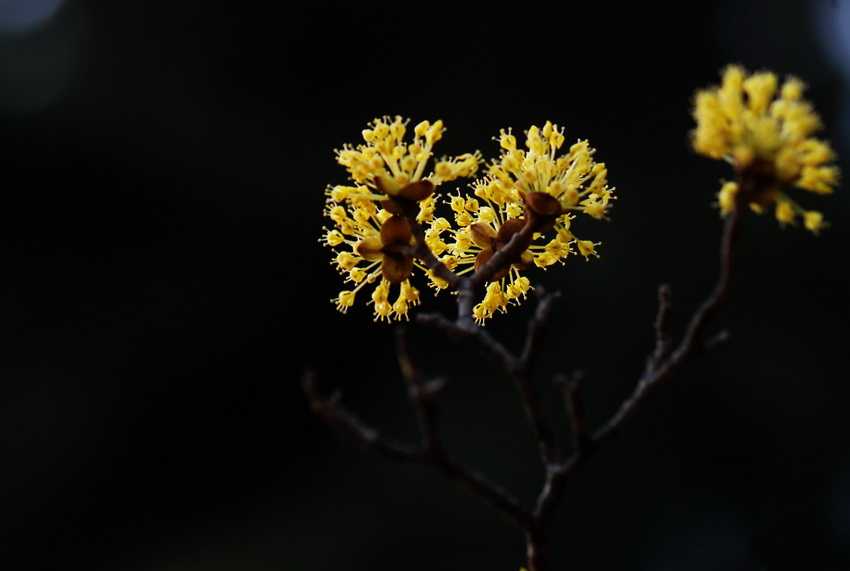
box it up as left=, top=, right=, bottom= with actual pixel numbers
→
left=646, top=283, right=675, bottom=373
left=555, top=371, right=589, bottom=455
left=591, top=204, right=743, bottom=453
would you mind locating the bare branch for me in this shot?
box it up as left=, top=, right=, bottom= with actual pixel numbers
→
left=646, top=283, right=675, bottom=372
left=526, top=208, right=746, bottom=564
left=420, top=287, right=564, bottom=469
left=520, top=287, right=562, bottom=369
left=703, top=329, right=731, bottom=352
left=302, top=368, right=532, bottom=530
left=302, top=370, right=421, bottom=462
left=590, top=206, right=744, bottom=453
left=417, top=311, right=519, bottom=371
left=555, top=371, right=589, bottom=454
left=395, top=327, right=445, bottom=452
left=311, top=177, right=748, bottom=571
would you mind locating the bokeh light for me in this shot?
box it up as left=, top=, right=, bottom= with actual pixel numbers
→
left=815, top=0, right=850, bottom=154
left=0, top=0, right=84, bottom=113
left=0, top=0, right=66, bottom=34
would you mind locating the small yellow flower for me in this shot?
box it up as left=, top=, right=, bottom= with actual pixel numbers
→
left=576, top=239, right=600, bottom=259
left=775, top=200, right=796, bottom=227
left=692, top=65, right=839, bottom=232
left=803, top=210, right=825, bottom=234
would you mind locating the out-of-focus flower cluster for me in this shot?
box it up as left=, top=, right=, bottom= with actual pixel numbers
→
left=692, top=65, right=839, bottom=233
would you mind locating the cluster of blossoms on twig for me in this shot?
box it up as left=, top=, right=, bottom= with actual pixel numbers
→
left=310, top=65, right=840, bottom=571
left=321, top=116, right=616, bottom=323
left=432, top=124, right=613, bottom=323
left=692, top=65, right=839, bottom=232
left=321, top=117, right=481, bottom=321
left=321, top=67, right=839, bottom=324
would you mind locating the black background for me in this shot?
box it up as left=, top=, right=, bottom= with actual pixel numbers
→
left=2, top=0, right=850, bottom=569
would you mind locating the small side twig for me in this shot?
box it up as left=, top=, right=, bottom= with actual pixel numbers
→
left=520, top=287, right=562, bottom=369
left=395, top=326, right=445, bottom=452
left=646, top=283, right=675, bottom=372
left=302, top=370, right=420, bottom=462
left=555, top=371, right=589, bottom=455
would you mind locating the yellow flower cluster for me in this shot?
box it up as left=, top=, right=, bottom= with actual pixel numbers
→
left=320, top=67, right=839, bottom=326
left=324, top=67, right=839, bottom=324
left=431, top=121, right=614, bottom=323
left=323, top=117, right=614, bottom=323
left=692, top=65, right=839, bottom=233
left=322, top=116, right=482, bottom=321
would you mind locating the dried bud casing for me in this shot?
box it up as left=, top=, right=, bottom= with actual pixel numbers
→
left=524, top=192, right=561, bottom=233
left=376, top=178, right=435, bottom=217
left=469, top=222, right=497, bottom=248
left=381, top=255, right=414, bottom=284
left=355, top=237, right=384, bottom=261
left=380, top=215, right=413, bottom=246
left=524, top=191, right=563, bottom=216
left=398, top=179, right=435, bottom=202
left=495, top=217, right=527, bottom=246
left=474, top=247, right=511, bottom=282
left=379, top=215, right=415, bottom=284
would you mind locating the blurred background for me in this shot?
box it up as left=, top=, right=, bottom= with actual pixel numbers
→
left=2, top=0, right=850, bottom=569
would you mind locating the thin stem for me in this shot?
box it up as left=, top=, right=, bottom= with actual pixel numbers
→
left=556, top=371, right=589, bottom=455
left=645, top=284, right=674, bottom=373
left=515, top=288, right=564, bottom=467
left=395, top=327, right=444, bottom=452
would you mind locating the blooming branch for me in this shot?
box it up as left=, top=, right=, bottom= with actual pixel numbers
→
left=306, top=65, right=839, bottom=571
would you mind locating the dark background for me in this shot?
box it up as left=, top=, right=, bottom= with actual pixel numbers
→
left=2, top=0, right=850, bottom=569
